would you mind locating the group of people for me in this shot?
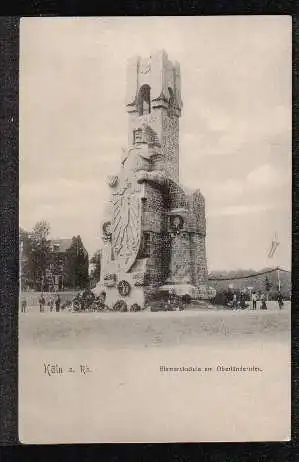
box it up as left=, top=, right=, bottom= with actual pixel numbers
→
left=20, top=287, right=286, bottom=314
left=38, top=294, right=61, bottom=312
left=229, top=290, right=285, bottom=311
left=250, top=292, right=268, bottom=310
left=20, top=290, right=108, bottom=314
left=251, top=291, right=284, bottom=310
left=231, top=291, right=248, bottom=310
left=20, top=293, right=62, bottom=313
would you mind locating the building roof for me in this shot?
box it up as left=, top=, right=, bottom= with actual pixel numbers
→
left=19, top=229, right=88, bottom=256
left=50, top=238, right=73, bottom=253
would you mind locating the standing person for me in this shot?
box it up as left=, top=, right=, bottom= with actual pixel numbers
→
left=55, top=294, right=61, bottom=312
left=277, top=292, right=284, bottom=310
left=239, top=291, right=246, bottom=309
left=39, top=293, right=45, bottom=313
left=252, top=292, right=257, bottom=310
left=80, top=292, right=86, bottom=311
left=170, top=290, right=177, bottom=311
left=49, top=297, right=54, bottom=312
left=166, top=289, right=175, bottom=311
left=21, top=298, right=27, bottom=313
left=260, top=293, right=267, bottom=310
left=181, top=294, right=189, bottom=311
left=232, top=293, right=237, bottom=310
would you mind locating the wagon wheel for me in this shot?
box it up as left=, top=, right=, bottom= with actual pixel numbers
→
left=113, top=300, right=128, bottom=312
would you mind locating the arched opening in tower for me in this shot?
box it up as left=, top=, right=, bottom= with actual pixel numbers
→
left=168, top=87, right=175, bottom=106
left=137, top=84, right=151, bottom=116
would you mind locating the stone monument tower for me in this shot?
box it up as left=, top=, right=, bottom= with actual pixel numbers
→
left=95, top=50, right=208, bottom=310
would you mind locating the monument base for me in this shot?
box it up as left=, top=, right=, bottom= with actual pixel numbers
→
left=93, top=272, right=150, bottom=311
left=93, top=278, right=214, bottom=311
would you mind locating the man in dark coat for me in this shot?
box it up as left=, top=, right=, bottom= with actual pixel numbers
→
left=260, top=293, right=267, bottom=310
left=277, top=292, right=284, bottom=309
left=55, top=294, right=61, bottom=312
left=39, top=294, right=45, bottom=312
left=21, top=298, right=27, bottom=313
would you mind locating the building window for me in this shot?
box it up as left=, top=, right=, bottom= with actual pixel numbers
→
left=137, top=84, right=151, bottom=116
left=168, top=87, right=175, bottom=105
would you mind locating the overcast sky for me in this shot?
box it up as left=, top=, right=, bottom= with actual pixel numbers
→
left=20, top=16, right=292, bottom=271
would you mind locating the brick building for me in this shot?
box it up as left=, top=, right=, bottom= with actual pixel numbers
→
left=20, top=235, right=87, bottom=291
left=45, top=238, right=73, bottom=290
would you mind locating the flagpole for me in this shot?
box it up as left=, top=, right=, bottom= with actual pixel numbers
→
left=266, top=232, right=280, bottom=300
left=277, top=266, right=281, bottom=292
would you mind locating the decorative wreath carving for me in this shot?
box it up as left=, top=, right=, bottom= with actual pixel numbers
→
left=170, top=215, right=184, bottom=234
left=113, top=300, right=128, bottom=312
left=117, top=280, right=131, bottom=297
left=102, top=221, right=112, bottom=241
left=131, top=303, right=141, bottom=312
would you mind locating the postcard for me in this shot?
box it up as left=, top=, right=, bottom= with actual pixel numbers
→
left=19, top=16, right=291, bottom=443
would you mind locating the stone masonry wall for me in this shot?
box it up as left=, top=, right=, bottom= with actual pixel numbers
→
left=141, top=183, right=169, bottom=286
left=190, top=233, right=208, bottom=285
left=142, top=182, right=166, bottom=233
left=188, top=190, right=206, bottom=235
left=139, top=181, right=208, bottom=288
left=167, top=233, right=192, bottom=284
left=162, top=111, right=179, bottom=183
left=189, top=190, right=208, bottom=285
left=145, top=232, right=168, bottom=286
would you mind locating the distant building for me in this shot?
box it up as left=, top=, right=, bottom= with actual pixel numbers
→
left=20, top=232, right=88, bottom=291
left=46, top=238, right=74, bottom=291
left=49, top=238, right=73, bottom=254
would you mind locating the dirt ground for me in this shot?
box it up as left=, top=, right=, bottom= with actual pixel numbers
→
left=19, top=303, right=291, bottom=444
left=19, top=301, right=290, bottom=349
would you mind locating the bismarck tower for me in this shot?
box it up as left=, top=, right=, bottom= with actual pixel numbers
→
left=95, top=50, right=208, bottom=310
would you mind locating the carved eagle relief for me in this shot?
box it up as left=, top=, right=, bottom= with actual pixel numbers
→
left=111, top=178, right=142, bottom=272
